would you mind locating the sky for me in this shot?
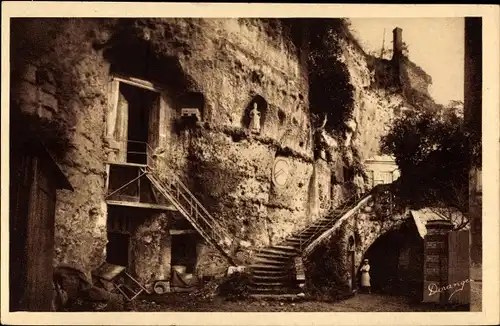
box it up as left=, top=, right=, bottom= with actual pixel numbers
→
left=349, top=18, right=465, bottom=106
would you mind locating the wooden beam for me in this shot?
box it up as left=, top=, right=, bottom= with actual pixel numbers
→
left=170, top=229, right=198, bottom=235
left=112, top=75, right=163, bottom=93
left=106, top=200, right=177, bottom=211
left=106, top=161, right=147, bottom=168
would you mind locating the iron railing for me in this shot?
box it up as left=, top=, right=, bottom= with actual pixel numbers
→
left=107, top=139, right=236, bottom=265
left=294, top=192, right=369, bottom=251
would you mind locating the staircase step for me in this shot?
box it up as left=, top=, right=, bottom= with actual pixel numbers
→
left=293, top=230, right=320, bottom=236
left=308, top=224, right=331, bottom=229
left=247, top=286, right=301, bottom=295
left=249, top=281, right=289, bottom=287
left=254, top=258, right=290, bottom=266
left=251, top=269, right=290, bottom=276
left=250, top=264, right=289, bottom=271
left=283, top=238, right=303, bottom=243
left=256, top=248, right=297, bottom=257
left=283, top=239, right=307, bottom=246
left=294, top=232, right=318, bottom=238
left=287, top=234, right=313, bottom=240
left=255, top=252, right=293, bottom=261
left=258, top=245, right=297, bottom=251
left=249, top=293, right=306, bottom=301
left=248, top=285, right=290, bottom=292
left=251, top=274, right=290, bottom=282
left=315, top=222, right=335, bottom=227
left=267, top=245, right=298, bottom=252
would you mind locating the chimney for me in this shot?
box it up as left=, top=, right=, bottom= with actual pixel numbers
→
left=392, top=27, right=403, bottom=58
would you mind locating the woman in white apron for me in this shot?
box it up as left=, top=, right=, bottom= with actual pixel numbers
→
left=360, top=258, right=371, bottom=294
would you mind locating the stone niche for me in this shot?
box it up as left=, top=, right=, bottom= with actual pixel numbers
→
left=177, top=91, right=205, bottom=128
left=241, top=95, right=268, bottom=134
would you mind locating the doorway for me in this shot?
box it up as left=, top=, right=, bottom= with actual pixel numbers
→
left=106, top=232, right=130, bottom=267
left=171, top=234, right=199, bottom=274
left=119, top=83, right=159, bottom=164
left=362, top=230, right=405, bottom=294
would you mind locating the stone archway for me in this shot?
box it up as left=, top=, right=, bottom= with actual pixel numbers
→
left=361, top=218, right=424, bottom=298
left=362, top=228, right=406, bottom=294
left=303, top=192, right=412, bottom=299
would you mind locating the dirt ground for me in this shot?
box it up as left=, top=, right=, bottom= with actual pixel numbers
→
left=111, top=292, right=468, bottom=312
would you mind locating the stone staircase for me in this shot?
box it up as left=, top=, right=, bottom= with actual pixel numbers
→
left=248, top=199, right=360, bottom=298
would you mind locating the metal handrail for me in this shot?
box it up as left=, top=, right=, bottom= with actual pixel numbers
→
left=145, top=165, right=220, bottom=231
left=118, top=139, right=233, bottom=246
left=140, top=141, right=231, bottom=238
left=150, top=166, right=231, bottom=240
left=296, top=193, right=367, bottom=251
left=106, top=171, right=147, bottom=199
left=143, top=163, right=231, bottom=245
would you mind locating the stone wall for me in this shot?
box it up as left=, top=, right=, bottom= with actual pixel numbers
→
left=338, top=39, right=405, bottom=165
left=303, top=192, right=409, bottom=297
left=10, top=18, right=433, bottom=280
left=10, top=18, right=319, bottom=276
left=131, top=211, right=171, bottom=286
left=131, top=18, right=317, bottom=257
left=11, top=19, right=112, bottom=272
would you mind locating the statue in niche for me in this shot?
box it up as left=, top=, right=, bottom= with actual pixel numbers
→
left=313, top=113, right=328, bottom=160
left=249, top=102, right=261, bottom=134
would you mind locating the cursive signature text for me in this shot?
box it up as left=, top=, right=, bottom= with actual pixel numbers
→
left=428, top=279, right=470, bottom=300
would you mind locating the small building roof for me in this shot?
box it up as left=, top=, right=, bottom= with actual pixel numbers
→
left=410, top=208, right=458, bottom=238
left=13, top=135, right=73, bottom=191
left=364, top=155, right=397, bottom=164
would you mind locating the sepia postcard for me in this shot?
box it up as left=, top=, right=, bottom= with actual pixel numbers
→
left=1, top=2, right=499, bottom=326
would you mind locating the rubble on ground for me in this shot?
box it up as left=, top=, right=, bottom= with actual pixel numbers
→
left=52, top=263, right=123, bottom=311
left=189, top=271, right=251, bottom=300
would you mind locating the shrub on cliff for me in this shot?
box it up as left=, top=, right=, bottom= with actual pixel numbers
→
left=380, top=101, right=478, bottom=229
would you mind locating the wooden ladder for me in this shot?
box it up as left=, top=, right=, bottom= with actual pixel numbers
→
left=112, top=271, right=150, bottom=301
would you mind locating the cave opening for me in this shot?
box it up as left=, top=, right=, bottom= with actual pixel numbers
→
left=119, top=83, right=159, bottom=164
left=361, top=222, right=423, bottom=298
left=361, top=228, right=406, bottom=294
left=106, top=232, right=130, bottom=267
left=106, top=208, right=135, bottom=268
left=171, top=234, right=199, bottom=274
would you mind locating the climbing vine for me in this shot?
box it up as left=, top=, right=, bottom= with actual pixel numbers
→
left=308, top=19, right=356, bottom=135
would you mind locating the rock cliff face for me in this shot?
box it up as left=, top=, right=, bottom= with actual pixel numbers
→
left=10, top=18, right=432, bottom=280
left=11, top=19, right=112, bottom=271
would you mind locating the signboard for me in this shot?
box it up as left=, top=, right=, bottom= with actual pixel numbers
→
left=294, top=256, right=306, bottom=282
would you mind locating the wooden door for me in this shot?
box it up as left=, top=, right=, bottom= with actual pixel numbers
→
left=447, top=230, right=470, bottom=305
left=11, top=154, right=59, bottom=311
left=9, top=136, right=71, bottom=312
left=9, top=150, right=32, bottom=311
left=117, top=88, right=129, bottom=162
left=422, top=224, right=452, bottom=304
left=147, top=95, right=161, bottom=165
left=349, top=251, right=357, bottom=292
left=25, top=157, right=57, bottom=311
left=106, top=79, right=128, bottom=163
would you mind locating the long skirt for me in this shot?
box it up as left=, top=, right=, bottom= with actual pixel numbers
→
left=361, top=271, right=371, bottom=287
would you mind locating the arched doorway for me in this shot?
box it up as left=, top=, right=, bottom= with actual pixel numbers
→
left=361, top=222, right=423, bottom=297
